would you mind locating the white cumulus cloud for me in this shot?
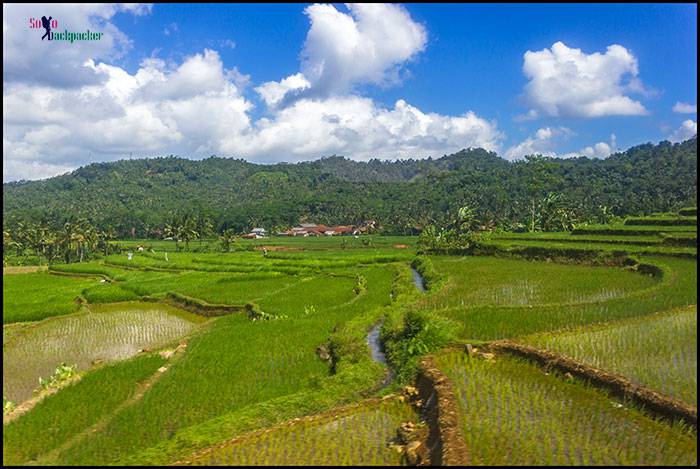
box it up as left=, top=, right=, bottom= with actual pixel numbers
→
left=673, top=102, right=697, bottom=114
left=578, top=134, right=618, bottom=159
left=504, top=127, right=573, bottom=160
left=225, top=97, right=502, bottom=162
left=255, top=73, right=311, bottom=108
left=4, top=46, right=503, bottom=182
left=521, top=41, right=649, bottom=118
left=506, top=129, right=618, bottom=160
left=669, top=120, right=697, bottom=143
left=257, top=3, right=427, bottom=107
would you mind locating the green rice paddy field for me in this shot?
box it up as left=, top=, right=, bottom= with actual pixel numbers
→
left=434, top=351, right=696, bottom=466
left=2, top=217, right=697, bottom=466
left=179, top=398, right=417, bottom=466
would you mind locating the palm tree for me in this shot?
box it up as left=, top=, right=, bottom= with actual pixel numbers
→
left=180, top=217, right=199, bottom=251
left=456, top=205, right=480, bottom=234
left=163, top=222, right=179, bottom=251
left=219, top=228, right=237, bottom=252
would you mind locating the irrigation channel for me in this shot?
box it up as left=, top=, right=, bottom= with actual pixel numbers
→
left=365, top=267, right=427, bottom=388
left=411, top=266, right=427, bottom=292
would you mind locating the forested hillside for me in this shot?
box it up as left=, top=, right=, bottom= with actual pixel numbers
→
left=3, top=138, right=697, bottom=236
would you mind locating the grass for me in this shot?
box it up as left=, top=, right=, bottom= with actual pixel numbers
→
left=2, top=273, right=98, bottom=323
left=180, top=398, right=416, bottom=466
left=522, top=305, right=697, bottom=406
left=114, top=235, right=418, bottom=253
left=571, top=224, right=697, bottom=236
left=117, top=265, right=416, bottom=466
left=624, top=216, right=697, bottom=226
left=3, top=302, right=202, bottom=403
left=435, top=351, right=697, bottom=465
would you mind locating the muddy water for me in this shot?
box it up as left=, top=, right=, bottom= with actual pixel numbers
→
left=3, top=301, right=203, bottom=404
left=411, top=267, right=426, bottom=292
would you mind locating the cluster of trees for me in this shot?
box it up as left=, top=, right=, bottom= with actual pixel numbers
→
left=160, top=212, right=243, bottom=252
left=416, top=192, right=598, bottom=251
left=3, top=218, right=118, bottom=265
left=3, top=137, right=696, bottom=238
left=162, top=212, right=215, bottom=251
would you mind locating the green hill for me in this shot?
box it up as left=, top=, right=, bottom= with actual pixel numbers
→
left=3, top=138, right=697, bottom=237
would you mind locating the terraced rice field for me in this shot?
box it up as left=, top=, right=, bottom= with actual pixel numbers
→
left=3, top=302, right=203, bottom=403
left=523, top=305, right=697, bottom=405
left=434, top=351, right=697, bottom=465
left=2, top=216, right=697, bottom=466
left=179, top=398, right=417, bottom=466
left=3, top=354, right=166, bottom=466
left=424, top=255, right=696, bottom=340
left=3, top=273, right=99, bottom=323
left=415, top=256, right=658, bottom=309
left=51, top=266, right=397, bottom=466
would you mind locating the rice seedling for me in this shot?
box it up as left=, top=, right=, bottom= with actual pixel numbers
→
left=426, top=255, right=695, bottom=340
left=3, top=354, right=165, bottom=466
left=523, top=306, right=697, bottom=405
left=572, top=224, right=697, bottom=235
left=479, top=237, right=697, bottom=257
left=415, top=256, right=658, bottom=310
left=435, top=351, right=697, bottom=465
left=181, top=398, right=417, bottom=466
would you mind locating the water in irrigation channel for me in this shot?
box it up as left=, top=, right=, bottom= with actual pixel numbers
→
left=411, top=267, right=426, bottom=292
left=366, top=268, right=427, bottom=388
left=366, top=323, right=393, bottom=388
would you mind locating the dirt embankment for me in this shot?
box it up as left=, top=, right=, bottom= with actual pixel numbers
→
left=487, top=340, right=697, bottom=429
left=415, top=356, right=470, bottom=466
left=141, top=293, right=247, bottom=318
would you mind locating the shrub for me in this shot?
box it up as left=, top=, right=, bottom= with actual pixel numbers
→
left=382, top=310, right=457, bottom=383
left=36, top=363, right=77, bottom=394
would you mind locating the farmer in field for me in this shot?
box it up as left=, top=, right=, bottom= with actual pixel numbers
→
left=41, top=16, right=53, bottom=40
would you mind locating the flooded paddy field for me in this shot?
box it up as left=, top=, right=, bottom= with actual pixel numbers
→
left=3, top=302, right=203, bottom=403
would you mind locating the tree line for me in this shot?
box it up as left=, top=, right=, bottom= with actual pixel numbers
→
left=3, top=137, right=696, bottom=239
left=3, top=218, right=118, bottom=265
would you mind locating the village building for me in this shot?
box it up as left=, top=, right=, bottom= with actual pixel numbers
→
left=277, top=221, right=376, bottom=237
left=242, top=227, right=268, bottom=239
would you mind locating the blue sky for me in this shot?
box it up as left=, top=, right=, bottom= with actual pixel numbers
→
left=3, top=3, right=697, bottom=181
